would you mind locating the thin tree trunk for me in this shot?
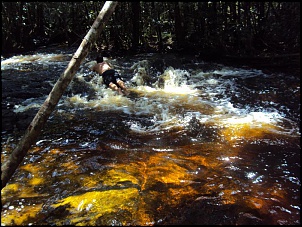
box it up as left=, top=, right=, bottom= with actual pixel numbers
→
left=1, top=1, right=118, bottom=190
left=174, top=2, right=185, bottom=49
left=131, top=2, right=140, bottom=50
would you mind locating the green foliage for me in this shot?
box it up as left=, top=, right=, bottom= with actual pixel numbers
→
left=1, top=2, right=300, bottom=56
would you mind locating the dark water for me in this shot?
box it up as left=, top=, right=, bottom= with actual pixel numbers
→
left=1, top=46, right=300, bottom=225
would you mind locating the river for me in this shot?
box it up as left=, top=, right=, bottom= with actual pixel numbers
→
left=1, top=46, right=300, bottom=225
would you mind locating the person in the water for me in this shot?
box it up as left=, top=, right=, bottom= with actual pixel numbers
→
left=92, top=54, right=129, bottom=96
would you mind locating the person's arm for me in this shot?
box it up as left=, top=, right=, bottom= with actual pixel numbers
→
left=85, top=60, right=97, bottom=71
left=91, top=64, right=96, bottom=72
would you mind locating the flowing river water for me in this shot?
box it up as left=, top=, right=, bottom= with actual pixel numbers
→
left=1, top=46, right=300, bottom=225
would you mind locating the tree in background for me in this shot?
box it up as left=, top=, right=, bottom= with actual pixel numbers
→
left=1, top=2, right=300, bottom=57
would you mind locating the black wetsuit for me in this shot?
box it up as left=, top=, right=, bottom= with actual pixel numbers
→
left=101, top=69, right=123, bottom=87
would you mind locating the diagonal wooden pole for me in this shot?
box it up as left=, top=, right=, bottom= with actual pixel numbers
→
left=1, top=1, right=118, bottom=189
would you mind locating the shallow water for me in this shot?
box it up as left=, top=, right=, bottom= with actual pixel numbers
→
left=1, top=47, right=300, bottom=225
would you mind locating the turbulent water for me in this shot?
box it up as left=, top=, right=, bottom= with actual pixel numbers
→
left=1, top=46, right=300, bottom=225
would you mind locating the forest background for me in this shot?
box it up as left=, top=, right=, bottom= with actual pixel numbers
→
left=1, top=2, right=300, bottom=71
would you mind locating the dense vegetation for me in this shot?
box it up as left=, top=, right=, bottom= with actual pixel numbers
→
left=1, top=2, right=300, bottom=60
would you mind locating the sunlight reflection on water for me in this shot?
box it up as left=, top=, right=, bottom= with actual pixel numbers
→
left=1, top=51, right=300, bottom=225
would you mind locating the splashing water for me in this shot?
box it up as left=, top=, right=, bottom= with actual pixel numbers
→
left=1, top=50, right=300, bottom=225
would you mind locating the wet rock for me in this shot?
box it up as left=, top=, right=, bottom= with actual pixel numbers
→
left=130, top=60, right=153, bottom=86
left=15, top=109, right=38, bottom=130
left=160, top=199, right=239, bottom=225
left=2, top=109, right=17, bottom=132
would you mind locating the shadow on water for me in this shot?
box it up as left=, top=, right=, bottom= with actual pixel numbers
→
left=1, top=47, right=300, bottom=225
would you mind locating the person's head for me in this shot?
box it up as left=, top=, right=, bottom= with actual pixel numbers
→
left=96, top=55, right=104, bottom=63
